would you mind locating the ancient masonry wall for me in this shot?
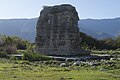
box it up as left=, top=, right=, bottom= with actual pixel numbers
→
left=35, top=4, right=84, bottom=56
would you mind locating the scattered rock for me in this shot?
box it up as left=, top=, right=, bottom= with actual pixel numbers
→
left=72, top=61, right=80, bottom=66
left=100, top=68, right=107, bottom=71
left=60, top=63, right=66, bottom=67
left=110, top=58, right=116, bottom=61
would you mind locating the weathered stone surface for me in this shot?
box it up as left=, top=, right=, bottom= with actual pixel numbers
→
left=35, top=4, right=89, bottom=56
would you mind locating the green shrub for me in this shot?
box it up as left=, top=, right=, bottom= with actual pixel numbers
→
left=23, top=52, right=52, bottom=61
left=0, top=52, right=7, bottom=58
left=17, top=50, right=27, bottom=54
left=3, top=45, right=17, bottom=54
left=9, top=56, right=18, bottom=60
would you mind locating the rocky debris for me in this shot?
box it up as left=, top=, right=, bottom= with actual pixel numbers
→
left=49, top=54, right=113, bottom=62
left=72, top=61, right=81, bottom=66
left=100, top=68, right=108, bottom=71
left=110, top=58, right=116, bottom=61
left=35, top=4, right=89, bottom=56
left=117, top=58, right=120, bottom=60
left=60, top=63, right=66, bottom=67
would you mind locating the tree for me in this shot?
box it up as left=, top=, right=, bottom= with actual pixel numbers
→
left=79, top=32, right=99, bottom=50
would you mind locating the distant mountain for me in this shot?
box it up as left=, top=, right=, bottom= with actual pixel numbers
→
left=0, top=18, right=37, bottom=42
left=79, top=26, right=114, bottom=39
left=79, top=18, right=120, bottom=39
left=0, top=17, right=120, bottom=41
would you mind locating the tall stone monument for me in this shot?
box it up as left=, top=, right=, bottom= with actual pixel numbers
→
left=36, top=4, right=88, bottom=56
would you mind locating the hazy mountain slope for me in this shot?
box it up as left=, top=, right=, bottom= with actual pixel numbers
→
left=79, top=26, right=114, bottom=39
left=0, top=18, right=37, bottom=42
left=0, top=17, right=120, bottom=41
left=79, top=18, right=120, bottom=37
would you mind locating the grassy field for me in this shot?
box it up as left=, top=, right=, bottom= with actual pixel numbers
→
left=0, top=59, right=120, bottom=80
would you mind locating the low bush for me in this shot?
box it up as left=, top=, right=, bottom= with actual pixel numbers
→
left=9, top=56, right=18, bottom=60
left=3, top=45, right=17, bottom=54
left=23, top=52, right=52, bottom=61
left=0, top=52, right=7, bottom=58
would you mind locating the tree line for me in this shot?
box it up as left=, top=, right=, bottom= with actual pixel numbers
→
left=0, top=34, right=30, bottom=54
left=79, top=32, right=120, bottom=50
left=1, top=32, right=120, bottom=54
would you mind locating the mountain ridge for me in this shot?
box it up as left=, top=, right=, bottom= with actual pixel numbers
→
left=0, top=17, right=120, bottom=41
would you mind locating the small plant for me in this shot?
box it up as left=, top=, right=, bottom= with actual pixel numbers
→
left=10, top=56, right=18, bottom=60
left=0, top=52, right=7, bottom=58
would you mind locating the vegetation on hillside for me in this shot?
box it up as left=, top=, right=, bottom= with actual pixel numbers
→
left=0, top=34, right=29, bottom=53
left=79, top=32, right=120, bottom=50
left=0, top=34, right=51, bottom=61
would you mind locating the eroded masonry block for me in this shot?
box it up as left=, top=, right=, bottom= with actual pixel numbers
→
left=36, top=4, right=89, bottom=56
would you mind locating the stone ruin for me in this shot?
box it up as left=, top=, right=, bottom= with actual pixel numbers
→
left=35, top=4, right=89, bottom=56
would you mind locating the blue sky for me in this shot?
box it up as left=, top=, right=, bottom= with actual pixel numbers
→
left=0, top=0, right=120, bottom=19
